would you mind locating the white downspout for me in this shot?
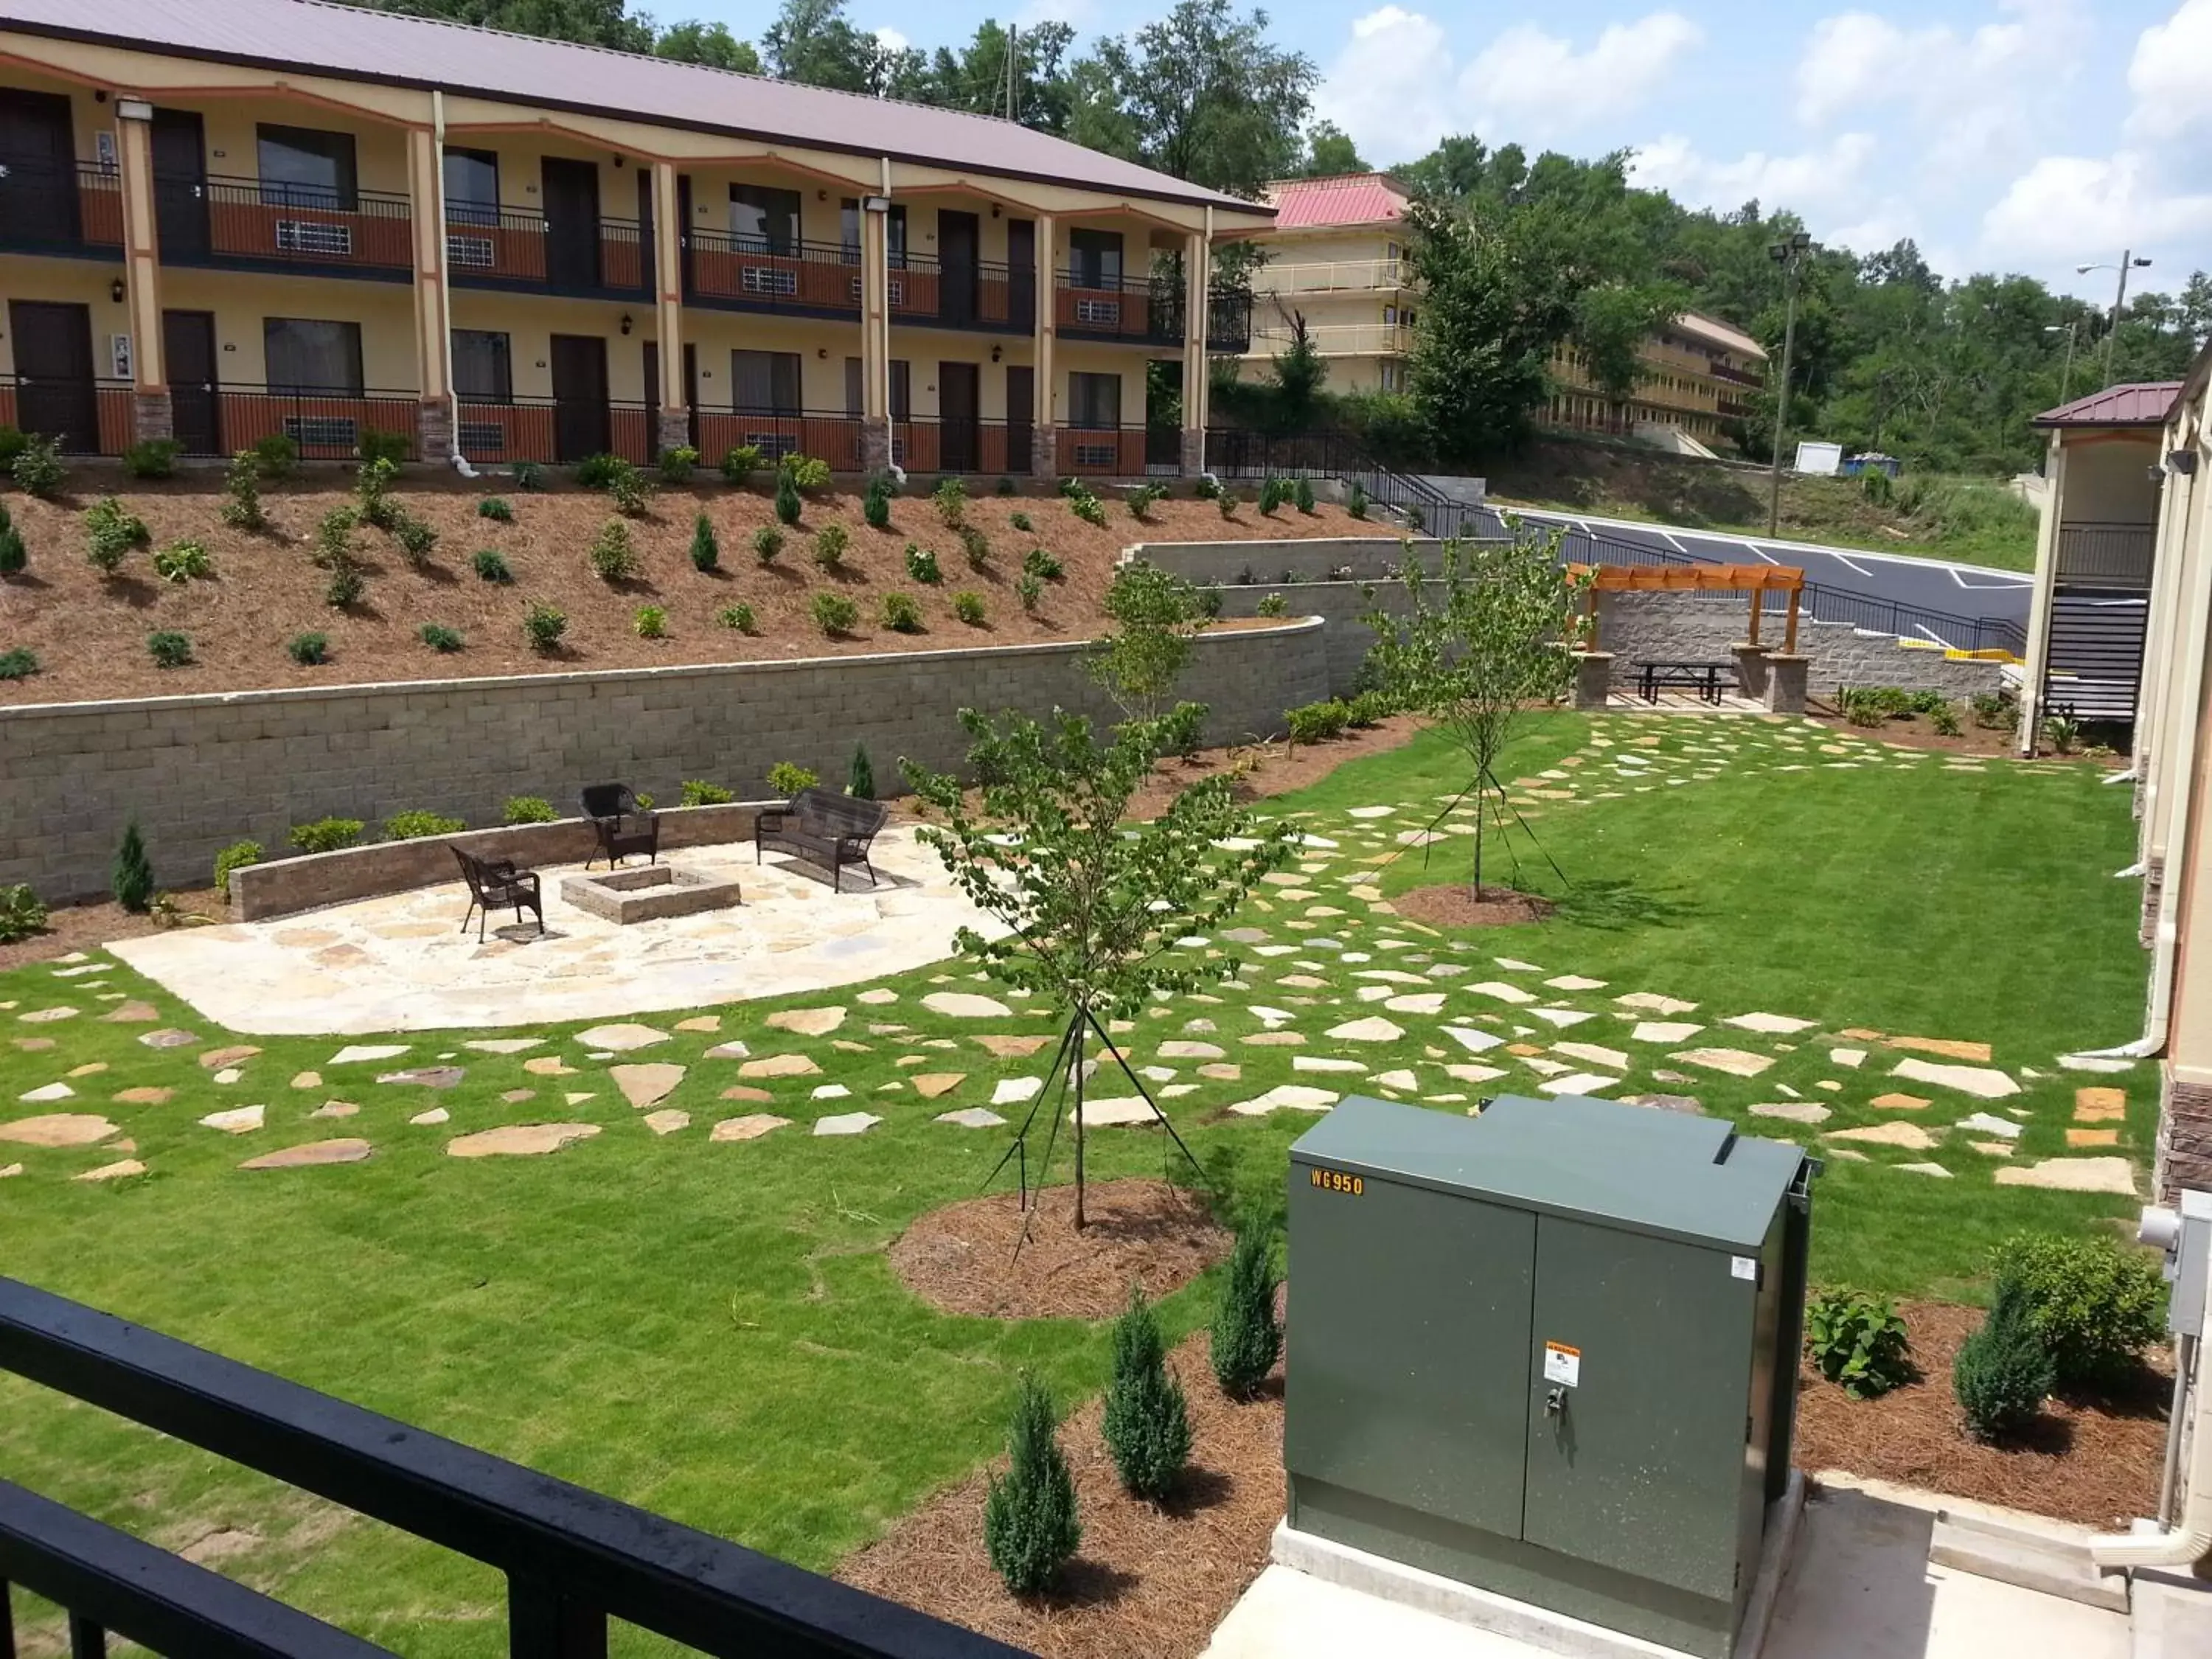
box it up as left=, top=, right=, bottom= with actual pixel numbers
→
left=431, top=91, right=477, bottom=479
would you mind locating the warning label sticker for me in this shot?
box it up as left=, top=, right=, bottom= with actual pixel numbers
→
left=1543, top=1340, right=1582, bottom=1388
left=1731, top=1255, right=1759, bottom=1281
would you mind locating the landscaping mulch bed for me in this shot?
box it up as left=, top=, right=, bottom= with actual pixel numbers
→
left=0, top=887, right=223, bottom=973
left=838, top=1329, right=1284, bottom=1659
left=888, top=1179, right=1231, bottom=1321
left=1125, top=716, right=1425, bottom=821
left=1390, top=884, right=1558, bottom=929
left=1794, top=1300, right=2170, bottom=1527
left=1804, top=703, right=2026, bottom=759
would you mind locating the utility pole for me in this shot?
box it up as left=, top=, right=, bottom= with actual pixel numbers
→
left=2077, top=250, right=2152, bottom=388
left=2044, top=321, right=2079, bottom=404
left=1004, top=23, right=1019, bottom=122
left=1766, top=229, right=1811, bottom=538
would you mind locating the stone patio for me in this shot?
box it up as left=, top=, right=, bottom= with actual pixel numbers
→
left=109, top=830, right=1006, bottom=1034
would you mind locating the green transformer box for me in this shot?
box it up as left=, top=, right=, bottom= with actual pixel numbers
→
left=1285, top=1094, right=1815, bottom=1658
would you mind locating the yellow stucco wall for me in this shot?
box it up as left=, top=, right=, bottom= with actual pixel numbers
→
left=2057, top=434, right=2163, bottom=525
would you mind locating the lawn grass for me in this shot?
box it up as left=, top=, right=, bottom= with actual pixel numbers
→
left=0, top=709, right=2146, bottom=1652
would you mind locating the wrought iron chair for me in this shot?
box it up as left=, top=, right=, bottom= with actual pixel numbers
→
left=581, top=782, right=660, bottom=869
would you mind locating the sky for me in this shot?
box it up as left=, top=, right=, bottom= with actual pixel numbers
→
left=669, top=0, right=2212, bottom=304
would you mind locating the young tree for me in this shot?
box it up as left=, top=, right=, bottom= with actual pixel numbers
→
left=1102, top=1285, right=1192, bottom=1500
left=112, top=821, right=155, bottom=914
left=903, top=709, right=1298, bottom=1226
left=1090, top=560, right=1209, bottom=726
left=1210, top=1225, right=1281, bottom=1398
left=1953, top=1277, right=2055, bottom=1441
left=984, top=1374, right=1081, bottom=1596
left=1266, top=308, right=1329, bottom=434
left=1360, top=527, right=1589, bottom=896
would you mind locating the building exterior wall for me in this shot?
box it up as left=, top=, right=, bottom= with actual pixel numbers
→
left=1239, top=218, right=1412, bottom=392
left=2056, top=437, right=2163, bottom=524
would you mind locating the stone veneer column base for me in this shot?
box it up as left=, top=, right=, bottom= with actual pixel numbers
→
left=859, top=416, right=892, bottom=474
left=414, top=398, right=452, bottom=463
left=1764, top=654, right=1809, bottom=714
left=1570, top=652, right=1614, bottom=712
left=1731, top=642, right=1771, bottom=703
left=655, top=408, right=692, bottom=458
left=131, top=392, right=173, bottom=446
left=1031, top=425, right=1060, bottom=481
left=2158, top=1070, right=2212, bottom=1202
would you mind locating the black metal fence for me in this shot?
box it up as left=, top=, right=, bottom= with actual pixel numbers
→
left=0, top=1276, right=1030, bottom=1659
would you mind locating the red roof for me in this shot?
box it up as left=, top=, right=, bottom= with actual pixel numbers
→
left=2033, top=382, right=2183, bottom=429
left=0, top=0, right=1261, bottom=212
left=1264, top=173, right=1410, bottom=231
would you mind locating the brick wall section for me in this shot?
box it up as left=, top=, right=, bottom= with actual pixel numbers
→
left=2159, top=1072, right=2212, bottom=1202
left=1595, top=593, right=2006, bottom=699
left=0, top=621, right=1329, bottom=903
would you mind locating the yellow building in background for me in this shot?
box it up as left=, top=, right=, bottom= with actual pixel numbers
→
left=1545, top=313, right=1767, bottom=455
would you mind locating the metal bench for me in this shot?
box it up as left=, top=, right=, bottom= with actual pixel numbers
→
left=1632, top=658, right=1735, bottom=705
left=754, top=787, right=888, bottom=892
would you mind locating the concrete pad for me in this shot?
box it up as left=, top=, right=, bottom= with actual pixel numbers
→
left=240, top=1139, right=373, bottom=1170
left=1892, top=1057, right=2019, bottom=1099
left=1202, top=1565, right=1535, bottom=1659
left=448, top=1123, right=601, bottom=1158
left=1994, top=1158, right=2138, bottom=1195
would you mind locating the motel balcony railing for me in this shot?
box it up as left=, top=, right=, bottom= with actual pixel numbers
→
left=0, top=157, right=124, bottom=256
left=2056, top=521, right=2157, bottom=590
left=1249, top=257, right=1407, bottom=295
left=1248, top=319, right=1411, bottom=357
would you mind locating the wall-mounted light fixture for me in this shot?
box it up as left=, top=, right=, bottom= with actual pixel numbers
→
left=619, top=313, right=633, bottom=335
left=990, top=204, right=1000, bottom=218
left=816, top=347, right=828, bottom=359
left=2170, top=450, right=2199, bottom=476
left=990, top=345, right=1001, bottom=362
left=613, top=155, right=625, bottom=168
left=109, top=279, right=126, bottom=304
left=862, top=195, right=891, bottom=213
left=114, top=97, right=152, bottom=122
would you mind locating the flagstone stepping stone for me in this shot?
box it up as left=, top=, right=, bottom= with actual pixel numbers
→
left=76, top=1159, right=145, bottom=1182
left=1535, top=1071, right=1617, bottom=1096
left=0, top=1164, right=18, bottom=1178
left=1618, top=994, right=1697, bottom=1015
left=1325, top=1017, right=1405, bottom=1043
left=912, top=1074, right=966, bottom=1099
left=1295, top=1057, right=1368, bottom=1074
left=2074, top=1088, right=2126, bottom=1122
left=522, top=1056, right=578, bottom=1077
left=1467, top=981, right=1536, bottom=1004
left=1995, top=1157, right=2136, bottom=1194
left=1190, top=1065, right=1239, bottom=1085
left=140, top=1029, right=198, bottom=1048
left=1443, top=1026, right=1505, bottom=1054
left=311, top=1100, right=360, bottom=1119
left=1529, top=1008, right=1596, bottom=1029
left=101, top=1001, right=159, bottom=1023
left=241, top=1139, right=373, bottom=1171
left=811, top=1084, right=852, bottom=1101
left=611, top=1064, right=685, bottom=1110
left=12, top=1038, right=54, bottom=1054
left=2064, top=1126, right=2121, bottom=1149
left=1896, top=1162, right=1954, bottom=1179
left=199, top=1105, right=265, bottom=1135
left=18, top=1082, right=73, bottom=1103
left=330, top=1044, right=409, bottom=1065
left=643, top=1110, right=691, bottom=1135
left=740, top=1054, right=819, bottom=1079
left=1958, top=1112, right=2023, bottom=1141
left=1826, top=1121, right=1937, bottom=1150
left=1545, top=975, right=1607, bottom=991
left=858, top=989, right=900, bottom=1006
left=565, top=1024, right=664, bottom=1054
left=1969, top=1141, right=2014, bottom=1157
left=937, top=1107, right=1006, bottom=1129
left=2059, top=1054, right=2133, bottom=1074
left=1869, top=1093, right=1930, bottom=1111
left=1384, top=993, right=1446, bottom=1015
left=1279, top=975, right=1330, bottom=990
left=1522, top=1057, right=1573, bottom=1077
left=922, top=992, right=1015, bottom=1019
left=114, top=1088, right=175, bottom=1106
left=1070, top=1097, right=1154, bottom=1127
left=992, top=1077, right=1045, bottom=1106
left=18, top=1006, right=78, bottom=1023
left=1243, top=1031, right=1307, bottom=1046
left=285, top=1071, right=321, bottom=1091
left=448, top=1122, right=601, bottom=1158
left=377, top=1067, right=465, bottom=1091
left=1622, top=1093, right=1704, bottom=1115
left=465, top=1037, right=545, bottom=1054
left=1555, top=1042, right=1632, bottom=1071
left=1374, top=1068, right=1420, bottom=1091
left=1158, top=1040, right=1225, bottom=1060
left=813, top=1111, right=880, bottom=1136
left=1669, top=1048, right=1774, bottom=1078
left=1751, top=1102, right=1832, bottom=1124
left=767, top=1006, right=847, bottom=1036
left=0, top=1114, right=120, bottom=1148
left=1231, top=1085, right=1342, bottom=1116
left=198, top=1046, right=261, bottom=1070
left=1830, top=1048, right=1866, bottom=1068
left=1628, top=1021, right=1704, bottom=1043
left=1492, top=959, right=1544, bottom=973
left=1446, top=1063, right=1508, bottom=1084
left=973, top=1034, right=1054, bottom=1058
left=562, top=1091, right=594, bottom=1106
left=1722, top=1012, right=1816, bottom=1035
left=1891, top=1057, right=2018, bottom=1099
left=1888, top=1035, right=1993, bottom=1063
left=699, top=1041, right=754, bottom=1061
left=1346, top=806, right=1395, bottom=818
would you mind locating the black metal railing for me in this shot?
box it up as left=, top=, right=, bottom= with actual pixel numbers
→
left=213, top=384, right=422, bottom=461
left=1206, top=286, right=1253, bottom=353
left=0, top=156, right=124, bottom=255
left=0, top=1277, right=1029, bottom=1659
left=0, top=374, right=135, bottom=456
left=173, top=173, right=415, bottom=274
left=1054, top=271, right=1180, bottom=344
left=2056, top=521, right=2157, bottom=588
left=687, top=232, right=861, bottom=313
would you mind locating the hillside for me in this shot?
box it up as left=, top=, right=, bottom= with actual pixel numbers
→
left=0, top=470, right=1372, bottom=706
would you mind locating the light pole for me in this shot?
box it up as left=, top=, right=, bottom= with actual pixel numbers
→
left=2076, top=251, right=2152, bottom=387
left=2044, top=321, right=2079, bottom=403
left=1767, top=229, right=1812, bottom=538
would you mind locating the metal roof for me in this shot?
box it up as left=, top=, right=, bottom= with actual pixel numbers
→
left=0, top=0, right=1265, bottom=215
left=1288, top=1094, right=1804, bottom=1252
left=1262, top=173, right=1410, bottom=232
left=1673, top=310, right=1767, bottom=361
left=2033, top=381, right=2184, bottom=429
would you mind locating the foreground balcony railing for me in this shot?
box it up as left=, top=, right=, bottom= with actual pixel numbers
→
left=0, top=158, right=124, bottom=256
left=1055, top=424, right=1147, bottom=476
left=0, top=1276, right=1028, bottom=1659
left=0, top=375, right=134, bottom=456
left=161, top=174, right=415, bottom=275
left=447, top=206, right=646, bottom=295
left=2057, top=521, right=2157, bottom=589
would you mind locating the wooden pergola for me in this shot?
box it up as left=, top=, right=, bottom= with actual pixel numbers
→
left=1570, top=562, right=1808, bottom=653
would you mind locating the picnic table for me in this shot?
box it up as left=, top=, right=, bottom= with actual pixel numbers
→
left=1632, top=658, right=1736, bottom=705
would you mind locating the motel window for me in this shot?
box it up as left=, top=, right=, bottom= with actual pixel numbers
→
left=838, top=198, right=909, bottom=266
left=453, top=330, right=512, bottom=403
left=731, top=184, right=801, bottom=254
left=1068, top=371, right=1120, bottom=430
left=262, top=317, right=364, bottom=394
left=257, top=125, right=358, bottom=210
left=733, top=348, right=802, bottom=413
left=1068, top=229, right=1124, bottom=289
left=841, top=357, right=911, bottom=417
left=444, top=148, right=500, bottom=226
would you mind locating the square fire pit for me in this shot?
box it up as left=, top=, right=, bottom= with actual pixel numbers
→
left=560, top=864, right=742, bottom=923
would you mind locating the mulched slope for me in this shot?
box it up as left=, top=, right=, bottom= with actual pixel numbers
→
left=0, top=471, right=1378, bottom=706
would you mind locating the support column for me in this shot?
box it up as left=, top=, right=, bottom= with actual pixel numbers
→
left=651, top=160, right=689, bottom=456
left=1032, top=212, right=1057, bottom=479
left=404, top=125, right=453, bottom=463
left=858, top=189, right=891, bottom=472
left=1764, top=654, right=1809, bottom=714
left=1731, top=643, right=1771, bottom=703
left=114, top=100, right=170, bottom=445
left=1179, top=229, right=1209, bottom=476
left=1571, top=652, right=1614, bottom=712
left=2017, top=432, right=2067, bottom=755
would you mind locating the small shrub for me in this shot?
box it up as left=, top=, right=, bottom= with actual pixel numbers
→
left=810, top=590, right=860, bottom=636
left=952, top=590, right=987, bottom=625
left=2043, top=713, right=2081, bottom=755
left=813, top=523, right=850, bottom=569
left=1211, top=1227, right=1282, bottom=1398
left=1257, top=476, right=1287, bottom=515
left=658, top=445, right=699, bottom=484
left=905, top=543, right=941, bottom=583
left=1021, top=546, right=1062, bottom=580
left=932, top=476, right=967, bottom=528
left=880, top=591, right=922, bottom=633
left=111, top=821, right=154, bottom=913
left=863, top=475, right=892, bottom=530
left=0, top=647, right=38, bottom=680
left=1102, top=1286, right=1192, bottom=1501
left=1057, top=476, right=1086, bottom=498
left=1256, top=591, right=1289, bottom=618
left=1197, top=582, right=1224, bottom=619
left=286, top=631, right=329, bottom=666
left=719, top=444, right=763, bottom=484
left=752, top=524, right=785, bottom=563
left=358, top=428, right=408, bottom=468
left=1971, top=689, right=2018, bottom=731
left=0, top=501, right=26, bottom=575
left=211, top=840, right=262, bottom=898
left=574, top=453, right=623, bottom=490
left=779, top=453, right=832, bottom=491
left=1216, top=489, right=1237, bottom=520
left=524, top=602, right=567, bottom=654
left=0, top=427, right=24, bottom=470
left=123, top=437, right=182, bottom=479
left=12, top=436, right=67, bottom=499
left=477, top=496, right=513, bottom=522
left=958, top=524, right=991, bottom=570
left=219, top=453, right=265, bottom=529
left=1347, top=689, right=1394, bottom=727
left=767, top=761, right=819, bottom=797
left=84, top=495, right=150, bottom=572
left=419, top=623, right=465, bottom=653
left=681, top=512, right=720, bottom=573
left=383, top=810, right=465, bottom=841
left=1405, top=503, right=1425, bottom=531
left=607, top=460, right=655, bottom=517
left=324, top=559, right=366, bottom=608
left=1127, top=481, right=1166, bottom=521
left=1156, top=699, right=1207, bottom=759
left=1294, top=475, right=1316, bottom=514
left=354, top=456, right=400, bottom=529
left=502, top=796, right=557, bottom=825
left=250, top=433, right=299, bottom=479
left=679, top=779, right=734, bottom=806
left=0, top=882, right=47, bottom=943
left=1930, top=703, right=1963, bottom=736
left=1010, top=510, right=1034, bottom=532
left=472, top=547, right=512, bottom=583
left=1955, top=1277, right=2056, bottom=1440
left=392, top=514, right=438, bottom=563
left=1068, top=490, right=1107, bottom=529
left=1016, top=571, right=1042, bottom=613
left=984, top=1376, right=1081, bottom=1596
left=848, top=743, right=874, bottom=800
left=288, top=818, right=364, bottom=855
left=1805, top=1288, right=1913, bottom=1399
left=313, top=507, right=358, bottom=568
left=717, top=602, right=756, bottom=633
left=1990, top=1232, right=2167, bottom=1390
left=146, top=630, right=193, bottom=669
left=588, top=520, right=639, bottom=582
left=1346, top=479, right=1368, bottom=519
left=774, top=470, right=802, bottom=526
left=1842, top=689, right=1888, bottom=728
left=633, top=604, right=669, bottom=639
left=1285, top=698, right=1349, bottom=745
left=512, top=459, right=546, bottom=492
left=153, top=540, right=212, bottom=583
left=1191, top=475, right=1220, bottom=500
left=995, top=476, right=1017, bottom=496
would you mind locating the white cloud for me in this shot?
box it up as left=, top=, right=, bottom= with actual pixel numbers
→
left=1462, top=14, right=1703, bottom=128
left=1627, top=132, right=1880, bottom=218
left=1980, top=151, right=2212, bottom=267
left=2127, top=0, right=2212, bottom=139
left=873, top=26, right=911, bottom=52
